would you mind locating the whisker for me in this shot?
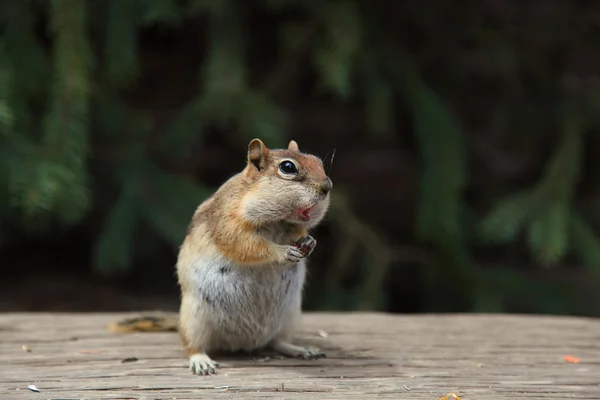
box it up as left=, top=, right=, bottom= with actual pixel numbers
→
left=328, top=148, right=336, bottom=174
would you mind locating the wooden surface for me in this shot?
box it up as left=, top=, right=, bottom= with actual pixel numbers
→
left=1, top=312, right=599, bottom=399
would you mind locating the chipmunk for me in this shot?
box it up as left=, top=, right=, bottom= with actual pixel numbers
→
left=108, top=138, right=332, bottom=376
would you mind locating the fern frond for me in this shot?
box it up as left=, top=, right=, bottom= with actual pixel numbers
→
left=53, top=174, right=91, bottom=224
left=140, top=200, right=189, bottom=246
left=141, top=0, right=181, bottom=26
left=37, top=0, right=93, bottom=222
left=3, top=135, right=37, bottom=204
left=94, top=91, right=152, bottom=139
left=409, top=79, right=467, bottom=247
left=93, top=190, right=139, bottom=274
left=202, top=6, right=245, bottom=96
left=311, top=1, right=362, bottom=99
left=526, top=105, right=583, bottom=264
left=139, top=165, right=212, bottom=246
left=539, top=110, right=582, bottom=203
left=45, top=0, right=93, bottom=163
left=159, top=98, right=207, bottom=158
left=265, top=0, right=308, bottom=9
left=10, top=160, right=78, bottom=221
left=570, top=212, right=600, bottom=274
left=105, top=0, right=140, bottom=86
left=527, top=202, right=570, bottom=265
left=236, top=90, right=288, bottom=146
left=378, top=51, right=468, bottom=255
left=4, top=1, right=49, bottom=98
left=0, top=47, right=14, bottom=136
left=188, top=0, right=227, bottom=17
left=361, top=55, right=394, bottom=138
left=479, top=189, right=538, bottom=244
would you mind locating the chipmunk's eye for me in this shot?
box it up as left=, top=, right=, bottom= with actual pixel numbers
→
left=279, top=160, right=298, bottom=175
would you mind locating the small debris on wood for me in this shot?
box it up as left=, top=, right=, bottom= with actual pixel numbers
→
left=121, top=357, right=138, bottom=363
left=440, top=393, right=461, bottom=400
left=564, top=355, right=581, bottom=363
left=403, top=384, right=410, bottom=391
left=21, top=345, right=31, bottom=353
left=253, top=356, right=271, bottom=362
left=214, top=386, right=230, bottom=389
left=78, top=349, right=101, bottom=355
left=27, top=384, right=39, bottom=392
left=317, top=330, right=329, bottom=338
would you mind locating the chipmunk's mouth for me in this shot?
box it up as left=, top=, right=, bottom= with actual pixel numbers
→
left=295, top=207, right=313, bottom=222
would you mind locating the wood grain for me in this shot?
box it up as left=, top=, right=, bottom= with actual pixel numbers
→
left=1, top=312, right=599, bottom=399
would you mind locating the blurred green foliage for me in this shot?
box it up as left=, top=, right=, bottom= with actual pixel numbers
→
left=1, top=0, right=600, bottom=314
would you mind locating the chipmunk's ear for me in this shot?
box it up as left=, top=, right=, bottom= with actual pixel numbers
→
left=288, top=140, right=299, bottom=152
left=248, top=139, right=270, bottom=171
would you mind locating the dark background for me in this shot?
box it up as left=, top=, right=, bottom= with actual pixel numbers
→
left=1, top=0, right=600, bottom=316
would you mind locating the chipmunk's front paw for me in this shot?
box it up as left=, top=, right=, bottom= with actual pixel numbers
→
left=294, top=235, right=317, bottom=257
left=189, top=353, right=219, bottom=376
left=285, top=245, right=305, bottom=263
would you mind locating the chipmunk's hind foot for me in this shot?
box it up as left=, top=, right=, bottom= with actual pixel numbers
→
left=270, top=340, right=326, bottom=360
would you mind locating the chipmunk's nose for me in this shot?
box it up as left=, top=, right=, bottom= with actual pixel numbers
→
left=320, top=177, right=333, bottom=195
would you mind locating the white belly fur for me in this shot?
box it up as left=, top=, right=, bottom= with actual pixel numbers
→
left=189, top=257, right=306, bottom=352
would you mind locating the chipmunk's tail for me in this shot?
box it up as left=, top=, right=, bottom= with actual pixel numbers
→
left=107, top=313, right=179, bottom=333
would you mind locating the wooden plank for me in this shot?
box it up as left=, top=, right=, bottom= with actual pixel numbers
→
left=1, top=312, right=599, bottom=399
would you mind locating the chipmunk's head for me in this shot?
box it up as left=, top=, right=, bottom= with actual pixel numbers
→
left=241, top=138, right=332, bottom=228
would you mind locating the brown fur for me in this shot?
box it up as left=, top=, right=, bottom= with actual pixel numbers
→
left=183, top=140, right=327, bottom=265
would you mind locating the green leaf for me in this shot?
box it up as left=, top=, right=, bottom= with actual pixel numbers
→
left=480, top=189, right=537, bottom=244
left=93, top=191, right=139, bottom=274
